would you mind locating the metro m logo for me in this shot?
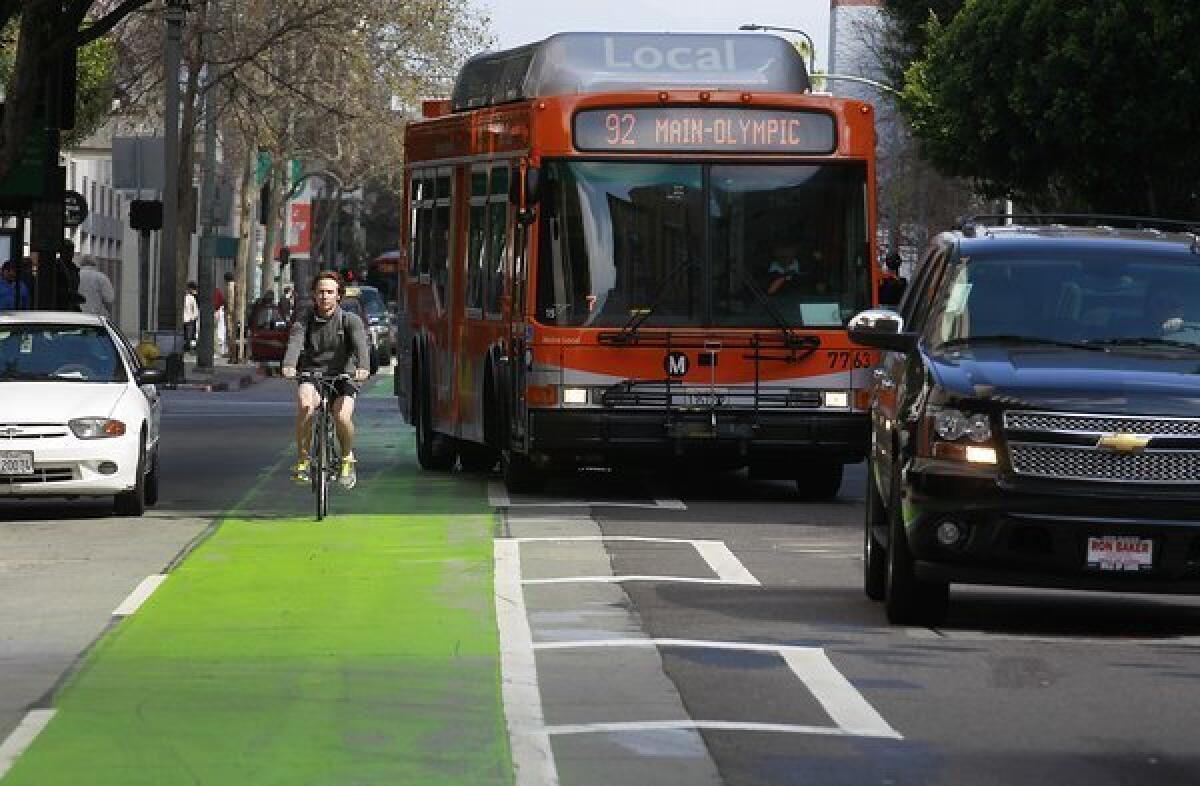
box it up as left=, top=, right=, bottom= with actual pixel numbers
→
left=664, top=352, right=689, bottom=377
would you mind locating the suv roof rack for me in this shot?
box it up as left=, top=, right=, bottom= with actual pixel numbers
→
left=956, top=213, right=1200, bottom=235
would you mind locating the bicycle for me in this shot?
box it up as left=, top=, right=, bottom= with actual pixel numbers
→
left=296, top=371, right=351, bottom=520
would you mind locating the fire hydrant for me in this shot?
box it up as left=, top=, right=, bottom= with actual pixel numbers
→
left=135, top=334, right=161, bottom=369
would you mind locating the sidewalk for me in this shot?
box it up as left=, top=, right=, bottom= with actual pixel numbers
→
left=172, top=352, right=265, bottom=392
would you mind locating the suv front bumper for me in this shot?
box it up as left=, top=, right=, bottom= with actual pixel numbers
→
left=903, top=458, right=1200, bottom=593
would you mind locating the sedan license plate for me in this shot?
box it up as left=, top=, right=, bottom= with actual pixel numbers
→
left=1086, top=535, right=1153, bottom=572
left=0, top=451, right=33, bottom=476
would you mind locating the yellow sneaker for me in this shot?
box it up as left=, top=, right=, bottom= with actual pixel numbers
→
left=291, top=458, right=310, bottom=484
left=338, top=454, right=357, bottom=490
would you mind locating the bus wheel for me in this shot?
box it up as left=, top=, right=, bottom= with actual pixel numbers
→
left=502, top=450, right=545, bottom=494
left=794, top=463, right=843, bottom=501
left=415, top=369, right=455, bottom=471
left=459, top=442, right=499, bottom=473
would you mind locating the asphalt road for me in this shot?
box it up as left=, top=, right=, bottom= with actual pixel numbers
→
left=3, top=376, right=1200, bottom=785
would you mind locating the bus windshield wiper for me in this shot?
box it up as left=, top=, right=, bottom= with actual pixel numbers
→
left=609, top=256, right=695, bottom=344
left=937, top=335, right=1106, bottom=351
left=735, top=270, right=802, bottom=345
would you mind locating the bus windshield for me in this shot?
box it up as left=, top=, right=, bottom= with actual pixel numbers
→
left=536, top=160, right=870, bottom=329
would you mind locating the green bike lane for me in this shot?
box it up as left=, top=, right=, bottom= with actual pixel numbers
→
left=2, top=380, right=514, bottom=785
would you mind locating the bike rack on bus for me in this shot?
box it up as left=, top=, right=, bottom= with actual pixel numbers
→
left=596, top=331, right=822, bottom=438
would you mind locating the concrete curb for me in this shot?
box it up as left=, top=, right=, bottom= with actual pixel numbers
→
left=169, top=367, right=263, bottom=393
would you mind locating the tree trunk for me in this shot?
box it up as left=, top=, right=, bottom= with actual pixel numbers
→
left=0, top=9, right=48, bottom=187
left=232, top=144, right=256, bottom=363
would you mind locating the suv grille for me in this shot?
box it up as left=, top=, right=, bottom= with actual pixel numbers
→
left=1004, top=411, right=1200, bottom=484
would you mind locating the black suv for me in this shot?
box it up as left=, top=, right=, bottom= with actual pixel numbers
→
left=850, top=216, right=1200, bottom=625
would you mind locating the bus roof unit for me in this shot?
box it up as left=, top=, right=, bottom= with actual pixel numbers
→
left=451, top=32, right=811, bottom=112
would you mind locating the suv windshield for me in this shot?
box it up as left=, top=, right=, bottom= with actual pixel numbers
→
left=536, top=160, right=870, bottom=329
left=929, top=252, right=1200, bottom=350
left=0, top=325, right=127, bottom=382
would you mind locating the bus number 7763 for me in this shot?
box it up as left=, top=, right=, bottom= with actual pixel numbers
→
left=827, top=351, right=874, bottom=370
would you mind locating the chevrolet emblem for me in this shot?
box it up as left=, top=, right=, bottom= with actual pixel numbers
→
left=1096, top=432, right=1150, bottom=453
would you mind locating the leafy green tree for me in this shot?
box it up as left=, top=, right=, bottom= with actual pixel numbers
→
left=880, top=0, right=965, bottom=87
left=0, top=1, right=149, bottom=186
left=903, top=0, right=1200, bottom=216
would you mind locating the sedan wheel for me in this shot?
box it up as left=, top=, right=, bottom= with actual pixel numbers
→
left=884, top=478, right=948, bottom=626
left=113, top=440, right=148, bottom=517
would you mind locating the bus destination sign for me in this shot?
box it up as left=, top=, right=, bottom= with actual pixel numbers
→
left=574, top=108, right=836, bottom=153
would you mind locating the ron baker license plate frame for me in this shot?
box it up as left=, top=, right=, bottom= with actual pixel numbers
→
left=0, top=451, right=34, bottom=476
left=1086, top=535, right=1154, bottom=572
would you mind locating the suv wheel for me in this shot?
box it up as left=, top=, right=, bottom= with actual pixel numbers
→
left=884, top=479, right=949, bottom=626
left=863, top=464, right=887, bottom=601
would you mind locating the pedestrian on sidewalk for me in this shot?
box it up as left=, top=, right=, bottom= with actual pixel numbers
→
left=222, top=271, right=238, bottom=360
left=0, top=261, right=30, bottom=310
left=183, top=282, right=199, bottom=350
left=77, top=257, right=115, bottom=317
left=214, top=283, right=227, bottom=357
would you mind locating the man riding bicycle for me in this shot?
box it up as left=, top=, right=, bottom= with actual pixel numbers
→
left=282, top=272, right=371, bottom=489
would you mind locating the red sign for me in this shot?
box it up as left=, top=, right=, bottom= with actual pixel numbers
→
left=288, top=202, right=311, bottom=254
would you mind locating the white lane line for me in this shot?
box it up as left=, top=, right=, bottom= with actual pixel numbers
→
left=112, top=574, right=167, bottom=617
left=544, top=720, right=893, bottom=738
left=487, top=481, right=688, bottom=511
left=532, top=638, right=902, bottom=740
left=494, top=539, right=560, bottom=786
left=523, top=575, right=747, bottom=586
left=534, top=638, right=804, bottom=653
left=693, top=541, right=760, bottom=585
left=489, top=482, right=511, bottom=509
left=780, top=649, right=901, bottom=739
left=513, top=536, right=758, bottom=586
left=0, top=709, right=56, bottom=778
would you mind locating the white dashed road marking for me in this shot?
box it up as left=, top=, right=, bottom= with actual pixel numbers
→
left=0, top=709, right=56, bottom=779
left=112, top=574, right=168, bottom=617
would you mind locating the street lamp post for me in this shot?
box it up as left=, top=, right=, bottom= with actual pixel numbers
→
left=738, top=23, right=816, bottom=78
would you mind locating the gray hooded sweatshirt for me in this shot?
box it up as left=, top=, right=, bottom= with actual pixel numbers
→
left=283, top=304, right=370, bottom=375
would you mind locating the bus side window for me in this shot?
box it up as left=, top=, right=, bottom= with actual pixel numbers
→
left=486, top=165, right=510, bottom=315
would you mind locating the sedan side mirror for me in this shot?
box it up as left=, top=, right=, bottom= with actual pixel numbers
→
left=848, top=309, right=918, bottom=352
left=137, top=367, right=166, bottom=385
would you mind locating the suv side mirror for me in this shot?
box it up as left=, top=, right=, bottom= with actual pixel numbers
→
left=848, top=309, right=918, bottom=352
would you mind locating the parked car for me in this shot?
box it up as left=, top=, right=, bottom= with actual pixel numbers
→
left=0, top=311, right=163, bottom=515
left=248, top=299, right=291, bottom=372
left=345, top=284, right=395, bottom=365
left=850, top=217, right=1200, bottom=625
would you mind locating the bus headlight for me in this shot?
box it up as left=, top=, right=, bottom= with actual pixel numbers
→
left=822, top=390, right=850, bottom=409
left=561, top=387, right=589, bottom=405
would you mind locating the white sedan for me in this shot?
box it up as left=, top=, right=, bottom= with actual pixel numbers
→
left=0, top=311, right=162, bottom=515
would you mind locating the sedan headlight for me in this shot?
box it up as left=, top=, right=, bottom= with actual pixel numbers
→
left=70, top=418, right=127, bottom=439
left=922, top=406, right=996, bottom=464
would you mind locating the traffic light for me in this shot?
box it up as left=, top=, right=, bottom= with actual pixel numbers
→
left=259, top=183, right=271, bottom=225
left=129, top=199, right=163, bottom=231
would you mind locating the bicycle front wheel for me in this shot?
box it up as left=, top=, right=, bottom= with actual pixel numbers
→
left=313, top=411, right=329, bottom=520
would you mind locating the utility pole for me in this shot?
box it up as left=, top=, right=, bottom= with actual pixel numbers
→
left=195, top=0, right=219, bottom=370
left=158, top=0, right=186, bottom=334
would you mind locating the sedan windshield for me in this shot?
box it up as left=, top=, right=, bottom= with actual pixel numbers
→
left=0, top=325, right=127, bottom=382
left=929, top=253, right=1200, bottom=350
left=536, top=160, right=870, bottom=329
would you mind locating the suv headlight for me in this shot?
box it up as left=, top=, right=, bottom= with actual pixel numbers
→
left=922, top=406, right=997, bottom=464
left=70, top=418, right=127, bottom=439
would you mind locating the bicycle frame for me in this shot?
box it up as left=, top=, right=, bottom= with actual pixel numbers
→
left=298, top=373, right=348, bottom=520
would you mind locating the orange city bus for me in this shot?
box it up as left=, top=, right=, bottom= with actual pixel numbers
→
left=394, top=32, right=881, bottom=496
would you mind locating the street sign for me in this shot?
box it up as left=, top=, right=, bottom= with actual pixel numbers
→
left=63, top=190, right=88, bottom=228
